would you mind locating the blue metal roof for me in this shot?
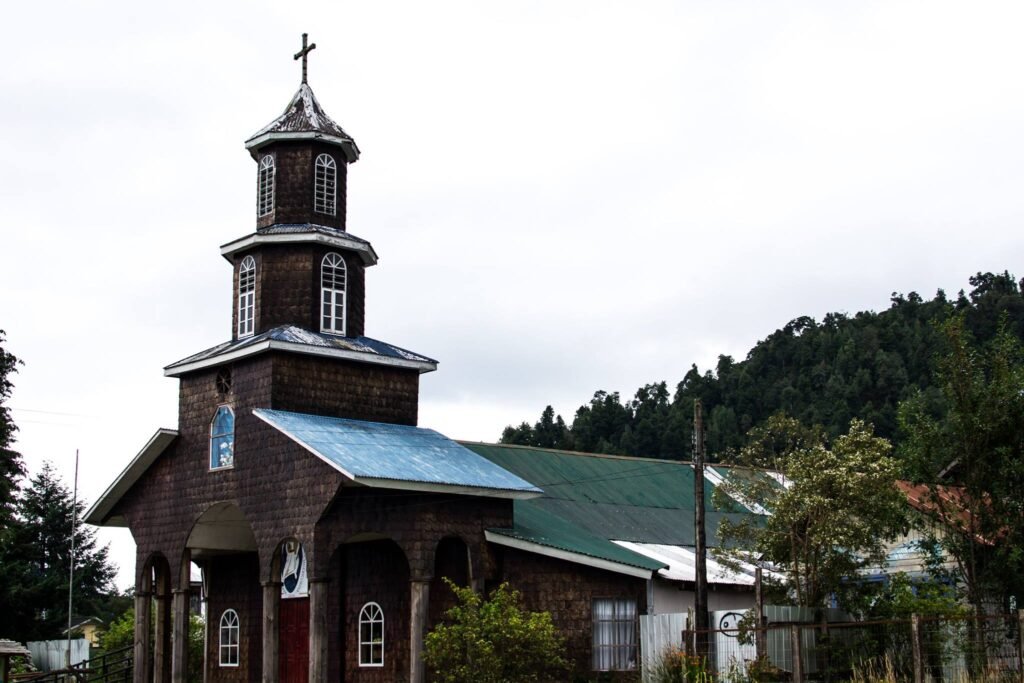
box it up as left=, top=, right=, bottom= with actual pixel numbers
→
left=164, top=325, right=437, bottom=376
left=254, top=409, right=542, bottom=498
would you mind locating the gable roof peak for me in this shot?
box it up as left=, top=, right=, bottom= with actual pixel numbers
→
left=246, top=82, right=360, bottom=163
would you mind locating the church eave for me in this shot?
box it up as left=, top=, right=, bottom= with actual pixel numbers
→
left=220, top=230, right=378, bottom=266
left=484, top=530, right=657, bottom=579
left=245, top=131, right=360, bottom=163
left=163, top=338, right=438, bottom=377
left=84, top=428, right=179, bottom=528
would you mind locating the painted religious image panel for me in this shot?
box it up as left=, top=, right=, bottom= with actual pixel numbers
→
left=281, top=540, right=309, bottom=599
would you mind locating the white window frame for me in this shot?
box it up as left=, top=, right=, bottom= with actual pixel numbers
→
left=592, top=598, right=638, bottom=671
left=320, top=252, right=347, bottom=335
left=314, top=153, right=337, bottom=215
left=210, top=405, right=235, bottom=471
left=219, top=609, right=240, bottom=667
left=257, top=155, right=275, bottom=217
left=358, top=602, right=384, bottom=667
left=238, top=256, right=256, bottom=338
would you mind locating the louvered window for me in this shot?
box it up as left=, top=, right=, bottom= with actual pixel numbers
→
left=321, top=252, right=347, bottom=335
left=314, top=154, right=337, bottom=215
left=258, top=155, right=275, bottom=217
left=238, top=256, right=256, bottom=338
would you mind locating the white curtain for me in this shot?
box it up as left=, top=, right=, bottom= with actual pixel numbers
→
left=592, top=598, right=638, bottom=671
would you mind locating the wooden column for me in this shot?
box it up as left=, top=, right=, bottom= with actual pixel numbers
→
left=410, top=580, right=430, bottom=683
left=911, top=614, right=924, bottom=683
left=262, top=582, right=281, bottom=683
left=754, top=568, right=766, bottom=661
left=134, top=592, right=153, bottom=683
left=790, top=625, right=803, bottom=683
left=1017, top=609, right=1023, bottom=683
left=170, top=588, right=190, bottom=683
left=308, top=580, right=329, bottom=683
left=154, top=593, right=171, bottom=683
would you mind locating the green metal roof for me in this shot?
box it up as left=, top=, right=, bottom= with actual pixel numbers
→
left=487, top=501, right=666, bottom=573
left=463, top=443, right=763, bottom=554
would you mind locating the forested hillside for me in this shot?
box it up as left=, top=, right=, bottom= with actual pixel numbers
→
left=499, top=271, right=1024, bottom=460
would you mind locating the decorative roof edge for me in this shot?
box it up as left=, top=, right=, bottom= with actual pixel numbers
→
left=164, top=338, right=438, bottom=377
left=220, top=230, right=378, bottom=265
left=245, top=131, right=360, bottom=162
left=254, top=410, right=542, bottom=500
left=484, top=530, right=657, bottom=579
left=84, top=428, right=179, bottom=527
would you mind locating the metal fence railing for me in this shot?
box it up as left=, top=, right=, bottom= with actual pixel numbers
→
left=671, top=612, right=1024, bottom=683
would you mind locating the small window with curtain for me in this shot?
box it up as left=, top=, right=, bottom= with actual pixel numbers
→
left=219, top=609, right=239, bottom=666
left=359, top=602, right=384, bottom=667
left=592, top=598, right=637, bottom=671
left=210, top=406, right=235, bottom=470
left=314, top=154, right=337, bottom=215
left=258, top=155, right=275, bottom=217
left=321, top=252, right=347, bottom=335
left=238, top=256, right=256, bottom=338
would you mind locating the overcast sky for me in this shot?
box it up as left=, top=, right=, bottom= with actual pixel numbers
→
left=2, top=1, right=1022, bottom=590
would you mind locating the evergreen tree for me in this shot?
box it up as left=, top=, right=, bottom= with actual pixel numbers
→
left=0, top=330, right=24, bottom=531
left=0, top=331, right=26, bottom=639
left=498, top=271, right=1024, bottom=462
left=6, top=463, right=117, bottom=640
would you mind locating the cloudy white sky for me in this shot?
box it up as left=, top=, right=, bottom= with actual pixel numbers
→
left=2, top=1, right=1022, bottom=590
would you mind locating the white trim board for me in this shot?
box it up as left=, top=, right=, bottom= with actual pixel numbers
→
left=165, top=338, right=437, bottom=377
left=220, top=231, right=378, bottom=265
left=485, top=530, right=656, bottom=579
left=84, top=428, right=179, bottom=527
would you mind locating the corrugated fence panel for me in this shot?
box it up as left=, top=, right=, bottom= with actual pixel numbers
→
left=27, top=638, right=88, bottom=672
left=640, top=613, right=687, bottom=683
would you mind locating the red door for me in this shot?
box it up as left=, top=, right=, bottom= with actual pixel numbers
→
left=279, top=598, right=310, bottom=683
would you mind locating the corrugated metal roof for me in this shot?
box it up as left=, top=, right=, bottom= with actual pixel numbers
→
left=463, top=443, right=759, bottom=547
left=255, top=409, right=542, bottom=497
left=164, top=325, right=437, bottom=376
left=488, top=503, right=665, bottom=573
left=246, top=83, right=360, bottom=161
left=613, top=541, right=757, bottom=585
left=256, top=223, right=371, bottom=244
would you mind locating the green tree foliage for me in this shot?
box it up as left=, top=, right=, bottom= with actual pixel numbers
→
left=499, top=272, right=1024, bottom=460
left=424, top=580, right=569, bottom=683
left=0, top=330, right=24, bottom=532
left=0, top=331, right=27, bottom=640
left=5, top=463, right=117, bottom=640
left=715, top=415, right=908, bottom=611
left=898, top=315, right=1024, bottom=611
left=101, top=608, right=205, bottom=683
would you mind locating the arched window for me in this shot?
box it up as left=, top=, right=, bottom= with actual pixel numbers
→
left=219, top=609, right=239, bottom=667
left=258, top=155, right=275, bottom=217
left=358, top=602, right=384, bottom=667
left=314, top=154, right=337, bottom=215
left=238, top=256, right=256, bottom=338
left=320, top=253, right=347, bottom=335
left=210, top=406, right=235, bottom=470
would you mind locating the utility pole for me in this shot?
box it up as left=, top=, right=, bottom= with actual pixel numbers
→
left=693, top=400, right=709, bottom=660
left=66, top=449, right=79, bottom=669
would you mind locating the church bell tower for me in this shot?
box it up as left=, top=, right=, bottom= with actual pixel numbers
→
left=164, top=35, right=436, bottom=426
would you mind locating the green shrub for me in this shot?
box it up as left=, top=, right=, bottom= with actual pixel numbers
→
left=424, top=580, right=569, bottom=683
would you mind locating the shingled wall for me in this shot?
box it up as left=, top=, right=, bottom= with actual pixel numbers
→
left=229, top=245, right=366, bottom=340
left=255, top=141, right=348, bottom=231
left=498, top=546, right=648, bottom=681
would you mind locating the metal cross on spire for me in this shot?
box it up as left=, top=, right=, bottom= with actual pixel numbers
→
left=294, top=33, right=317, bottom=85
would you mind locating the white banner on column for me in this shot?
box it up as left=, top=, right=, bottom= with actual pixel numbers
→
left=281, top=540, right=309, bottom=599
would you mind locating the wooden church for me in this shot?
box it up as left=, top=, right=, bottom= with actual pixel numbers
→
left=87, top=36, right=759, bottom=683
